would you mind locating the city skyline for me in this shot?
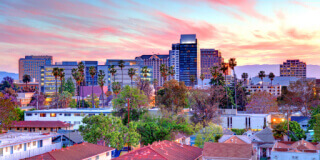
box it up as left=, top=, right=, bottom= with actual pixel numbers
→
left=1, top=0, right=320, bottom=73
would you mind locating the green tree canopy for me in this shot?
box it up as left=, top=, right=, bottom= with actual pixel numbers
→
left=60, top=77, right=75, bottom=96
left=273, top=121, right=306, bottom=141
left=313, top=114, right=320, bottom=142
left=308, top=106, right=320, bottom=130
left=113, top=85, right=148, bottom=111
left=79, top=114, right=140, bottom=150
left=195, top=123, right=223, bottom=148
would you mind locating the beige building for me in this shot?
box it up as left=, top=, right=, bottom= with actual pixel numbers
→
left=245, top=82, right=281, bottom=96
left=19, top=55, right=52, bottom=82
left=280, top=59, right=306, bottom=78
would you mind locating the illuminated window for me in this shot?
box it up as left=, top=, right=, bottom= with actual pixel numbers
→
left=40, top=113, right=46, bottom=117
left=50, top=113, right=56, bottom=117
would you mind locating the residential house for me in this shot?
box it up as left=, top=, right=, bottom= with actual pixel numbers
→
left=0, top=132, right=62, bottom=160
left=115, top=140, right=202, bottom=160
left=291, top=116, right=310, bottom=131
left=271, top=140, right=320, bottom=160
left=9, top=121, right=73, bottom=133
left=173, top=132, right=191, bottom=145
left=218, top=135, right=252, bottom=144
left=53, top=131, right=84, bottom=147
left=25, top=142, right=115, bottom=160
left=202, top=142, right=257, bottom=160
left=221, top=112, right=271, bottom=130
left=250, top=127, right=275, bottom=159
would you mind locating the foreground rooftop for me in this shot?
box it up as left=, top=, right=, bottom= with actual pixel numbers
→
left=25, top=108, right=113, bottom=113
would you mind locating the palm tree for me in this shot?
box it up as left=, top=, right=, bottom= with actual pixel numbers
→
left=210, top=66, right=220, bottom=85
left=89, top=66, right=97, bottom=108
left=98, top=70, right=106, bottom=108
left=269, top=72, right=275, bottom=85
left=141, top=66, right=149, bottom=80
left=241, top=72, right=248, bottom=84
left=200, top=73, right=205, bottom=88
left=160, top=64, right=168, bottom=82
left=58, top=68, right=65, bottom=93
left=169, top=65, right=175, bottom=80
left=112, top=82, right=121, bottom=97
left=128, top=68, right=136, bottom=87
left=258, top=71, right=266, bottom=84
left=78, top=62, right=85, bottom=107
left=72, top=68, right=80, bottom=108
left=190, top=75, right=196, bottom=88
left=220, top=62, right=229, bottom=108
left=52, top=67, right=60, bottom=108
left=22, top=74, right=31, bottom=92
left=109, top=65, right=117, bottom=83
left=153, top=78, right=158, bottom=95
left=229, top=58, right=237, bottom=109
left=118, top=60, right=125, bottom=87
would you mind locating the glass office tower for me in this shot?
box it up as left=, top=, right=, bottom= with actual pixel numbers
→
left=179, top=34, right=200, bottom=86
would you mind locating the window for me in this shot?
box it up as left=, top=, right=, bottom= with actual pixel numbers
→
left=74, top=113, right=81, bottom=116
left=74, top=121, right=80, bottom=125
left=96, top=155, right=99, bottom=160
left=65, top=113, right=71, bottom=116
left=17, top=127, right=20, bottom=130
left=50, top=113, right=56, bottom=117
left=51, top=128, right=54, bottom=132
left=107, top=152, right=110, bottom=156
left=33, top=141, right=36, bottom=146
left=26, top=113, right=32, bottom=116
left=44, top=128, right=47, bottom=130
left=40, top=113, right=46, bottom=117
left=39, top=128, right=42, bottom=130
left=88, top=114, right=95, bottom=117
left=24, top=128, right=27, bottom=130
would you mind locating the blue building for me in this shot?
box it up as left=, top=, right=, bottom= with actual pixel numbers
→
left=82, top=61, right=98, bottom=86
left=179, top=34, right=200, bottom=86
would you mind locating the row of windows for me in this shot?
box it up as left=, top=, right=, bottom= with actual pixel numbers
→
left=27, top=113, right=107, bottom=117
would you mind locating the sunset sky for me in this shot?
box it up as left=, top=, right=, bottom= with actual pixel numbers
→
left=1, top=0, right=320, bottom=73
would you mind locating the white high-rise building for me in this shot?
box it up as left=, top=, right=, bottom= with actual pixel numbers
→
left=169, top=43, right=180, bottom=81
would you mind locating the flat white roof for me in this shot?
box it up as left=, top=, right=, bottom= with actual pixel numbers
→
left=0, top=132, right=60, bottom=148
left=221, top=113, right=269, bottom=117
left=25, top=108, right=113, bottom=114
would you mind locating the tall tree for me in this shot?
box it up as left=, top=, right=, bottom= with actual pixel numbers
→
left=62, top=77, right=75, bottom=96
left=160, top=64, right=168, bottom=82
left=97, top=70, right=106, bottom=108
left=210, top=66, right=220, bottom=81
left=195, top=123, right=223, bottom=148
left=52, top=67, right=60, bottom=108
left=169, top=65, right=175, bottom=80
left=58, top=68, right=65, bottom=93
left=269, top=72, right=275, bottom=85
left=78, top=62, right=85, bottom=107
left=0, top=92, right=19, bottom=132
left=22, top=74, right=31, bottom=92
left=118, top=60, right=125, bottom=86
left=112, top=82, right=121, bottom=97
left=58, top=91, right=72, bottom=108
left=156, top=80, right=188, bottom=114
left=141, top=66, right=149, bottom=80
left=241, top=72, right=248, bottom=83
left=200, top=73, right=205, bottom=88
left=109, top=65, right=117, bottom=83
left=229, top=58, right=237, bottom=109
left=190, top=75, right=196, bottom=88
left=89, top=66, right=97, bottom=108
left=79, top=114, right=141, bottom=150
left=220, top=62, right=229, bottom=108
left=128, top=68, right=136, bottom=87
left=258, top=71, right=266, bottom=84
left=72, top=68, right=83, bottom=108
left=313, top=114, right=320, bottom=142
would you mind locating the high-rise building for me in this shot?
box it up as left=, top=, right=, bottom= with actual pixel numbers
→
left=280, top=59, right=306, bottom=78
left=82, top=61, right=98, bottom=86
left=19, top=55, right=52, bottom=82
left=40, top=61, right=78, bottom=95
left=179, top=34, right=200, bottom=86
left=135, top=54, right=169, bottom=87
left=169, top=43, right=180, bottom=81
left=200, top=49, right=224, bottom=79
left=105, top=59, right=153, bottom=87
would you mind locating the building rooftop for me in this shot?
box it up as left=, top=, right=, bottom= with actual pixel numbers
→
left=0, top=132, right=60, bottom=148
left=218, top=135, right=252, bottom=144
left=291, top=116, right=310, bottom=123
left=11, top=121, right=72, bottom=128
left=25, top=142, right=115, bottom=160
left=203, top=143, right=254, bottom=159
left=115, top=140, right=202, bottom=160
left=25, top=108, right=113, bottom=114
left=251, top=127, right=275, bottom=143
left=273, top=140, right=320, bottom=153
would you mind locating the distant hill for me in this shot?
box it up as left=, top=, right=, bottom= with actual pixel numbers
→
left=0, top=72, right=19, bottom=81
left=235, top=64, right=320, bottom=79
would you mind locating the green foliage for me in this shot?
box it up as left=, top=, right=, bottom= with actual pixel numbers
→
left=61, top=77, right=75, bottom=96
left=87, top=94, right=100, bottom=108
left=69, top=99, right=77, bottom=108
left=119, top=108, right=148, bottom=125
left=273, top=121, right=306, bottom=141
left=231, top=128, right=246, bottom=135
left=79, top=114, right=140, bottom=150
left=308, top=106, right=320, bottom=130
left=14, top=108, right=24, bottom=121
left=136, top=114, right=194, bottom=145
left=0, top=92, right=19, bottom=132
left=195, top=123, right=223, bottom=148
left=58, top=91, right=73, bottom=108
left=113, top=85, right=148, bottom=111
left=313, top=114, right=320, bottom=142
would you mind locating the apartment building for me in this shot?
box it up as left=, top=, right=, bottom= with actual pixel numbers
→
left=280, top=59, right=306, bottom=78
left=245, top=83, right=282, bottom=96
left=0, top=132, right=61, bottom=160
left=19, top=55, right=52, bottom=82
left=169, top=43, right=180, bottom=81
left=24, top=108, right=113, bottom=129
left=200, top=49, right=227, bottom=79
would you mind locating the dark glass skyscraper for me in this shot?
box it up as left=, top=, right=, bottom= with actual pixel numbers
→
left=179, top=34, right=200, bottom=86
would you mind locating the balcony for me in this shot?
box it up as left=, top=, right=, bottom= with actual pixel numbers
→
left=0, top=142, right=62, bottom=160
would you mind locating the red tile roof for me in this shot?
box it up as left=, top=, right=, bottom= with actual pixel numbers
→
left=24, top=142, right=115, bottom=160
left=115, top=140, right=202, bottom=160
left=273, top=140, right=319, bottom=153
left=12, top=121, right=71, bottom=128
left=203, top=143, right=254, bottom=159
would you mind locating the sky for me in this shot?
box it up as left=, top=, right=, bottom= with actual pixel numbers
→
left=1, top=0, right=320, bottom=73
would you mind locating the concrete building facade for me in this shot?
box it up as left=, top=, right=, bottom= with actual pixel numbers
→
left=280, top=59, right=306, bottom=78
left=19, top=55, right=52, bottom=82
left=169, top=43, right=180, bottom=81
left=200, top=49, right=224, bottom=79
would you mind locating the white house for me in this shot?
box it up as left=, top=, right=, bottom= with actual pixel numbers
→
left=221, top=112, right=272, bottom=130
left=24, top=108, right=113, bottom=130
left=0, top=132, right=62, bottom=160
